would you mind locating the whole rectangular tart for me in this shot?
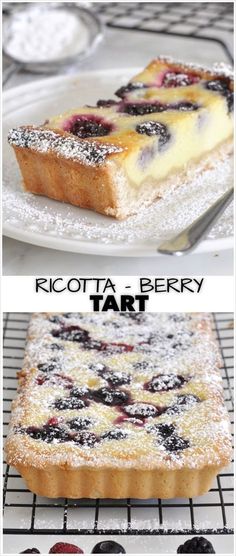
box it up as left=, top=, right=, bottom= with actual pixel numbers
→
left=6, top=312, right=232, bottom=499
left=8, top=57, right=234, bottom=219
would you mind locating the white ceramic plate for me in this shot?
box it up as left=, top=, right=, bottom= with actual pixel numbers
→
left=3, top=69, right=233, bottom=257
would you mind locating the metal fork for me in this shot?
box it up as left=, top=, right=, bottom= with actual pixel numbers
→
left=157, top=187, right=234, bottom=255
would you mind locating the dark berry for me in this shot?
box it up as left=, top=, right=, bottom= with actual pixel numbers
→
left=62, top=313, right=74, bottom=318
left=205, top=79, right=229, bottom=93
left=49, top=542, right=84, bottom=554
left=52, top=325, right=89, bottom=343
left=97, top=99, right=119, bottom=107
left=177, top=394, right=200, bottom=406
left=26, top=426, right=43, bottom=440
left=20, top=550, right=40, bottom=554
left=115, top=81, right=147, bottom=98
left=69, top=386, right=90, bottom=398
left=73, top=431, right=98, bottom=447
left=67, top=417, right=92, bottom=430
left=174, top=101, right=199, bottom=111
left=102, top=429, right=128, bottom=441
left=136, top=120, right=171, bottom=147
left=50, top=343, right=64, bottom=351
left=145, top=374, right=185, bottom=392
left=133, top=361, right=150, bottom=370
left=37, top=361, right=58, bottom=373
left=68, top=115, right=113, bottom=138
left=92, top=387, right=129, bottom=406
left=41, top=425, right=71, bottom=443
left=123, top=102, right=168, bottom=115
left=123, top=402, right=160, bottom=418
left=91, top=541, right=126, bottom=554
left=225, top=91, right=234, bottom=113
left=177, top=536, right=215, bottom=553
left=53, top=397, right=87, bottom=410
left=163, top=71, right=199, bottom=87
left=100, top=370, right=131, bottom=387
left=148, top=423, right=175, bottom=438
left=120, top=312, right=145, bottom=323
left=49, top=315, right=62, bottom=324
left=166, top=394, right=200, bottom=415
left=163, top=434, right=190, bottom=452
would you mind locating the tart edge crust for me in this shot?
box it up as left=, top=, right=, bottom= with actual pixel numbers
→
left=10, top=136, right=233, bottom=220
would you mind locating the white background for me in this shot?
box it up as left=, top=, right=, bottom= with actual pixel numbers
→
left=2, top=276, right=234, bottom=313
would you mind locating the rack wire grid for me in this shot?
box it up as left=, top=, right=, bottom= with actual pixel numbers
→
left=2, top=312, right=234, bottom=546
left=92, top=2, right=233, bottom=63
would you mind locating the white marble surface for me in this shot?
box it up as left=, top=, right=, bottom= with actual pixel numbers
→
left=3, top=236, right=233, bottom=275
left=3, top=21, right=234, bottom=275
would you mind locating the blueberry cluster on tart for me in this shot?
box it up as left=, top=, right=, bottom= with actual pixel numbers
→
left=8, top=57, right=233, bottom=219
left=6, top=313, right=232, bottom=499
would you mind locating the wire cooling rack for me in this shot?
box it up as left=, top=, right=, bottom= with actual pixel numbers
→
left=92, top=2, right=233, bottom=63
left=2, top=313, right=234, bottom=553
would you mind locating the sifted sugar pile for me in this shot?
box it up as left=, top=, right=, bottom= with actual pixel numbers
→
left=4, top=5, right=89, bottom=63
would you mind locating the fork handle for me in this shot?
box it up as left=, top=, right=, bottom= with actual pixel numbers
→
left=158, top=187, right=234, bottom=256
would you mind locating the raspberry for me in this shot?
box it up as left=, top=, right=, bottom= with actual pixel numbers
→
left=49, top=542, right=84, bottom=554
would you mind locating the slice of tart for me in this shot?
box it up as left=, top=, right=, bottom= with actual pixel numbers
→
left=5, top=312, right=232, bottom=499
left=8, top=57, right=234, bottom=219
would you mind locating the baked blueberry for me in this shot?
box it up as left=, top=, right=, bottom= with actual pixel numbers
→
left=97, top=99, right=119, bottom=107
left=69, top=386, right=90, bottom=398
left=166, top=394, right=200, bottom=415
left=205, top=79, right=229, bottom=93
left=225, top=91, right=234, bottom=113
left=124, top=402, right=160, bottom=418
left=177, top=536, right=215, bottom=553
left=163, top=434, right=190, bottom=452
left=53, top=397, right=87, bottom=410
left=50, top=343, right=64, bottom=351
left=66, top=115, right=113, bottom=138
left=133, top=360, right=150, bottom=370
left=91, top=540, right=126, bottom=553
left=174, top=101, right=199, bottom=111
left=101, top=370, right=131, bottom=387
left=163, top=71, right=199, bottom=88
left=73, top=431, right=98, bottom=447
left=52, top=325, right=89, bottom=343
left=115, top=81, right=147, bottom=98
left=148, top=423, right=175, bottom=438
left=26, top=426, right=43, bottom=440
left=49, top=315, right=62, bottom=324
left=123, top=102, right=168, bottom=115
left=102, top=429, right=128, bottom=441
left=120, top=312, right=145, bottom=323
left=136, top=121, right=171, bottom=147
left=177, top=394, right=200, bottom=406
left=37, top=361, right=58, bottom=373
left=92, top=387, right=129, bottom=406
left=67, top=417, right=93, bottom=430
left=41, top=425, right=71, bottom=443
left=145, top=374, right=185, bottom=392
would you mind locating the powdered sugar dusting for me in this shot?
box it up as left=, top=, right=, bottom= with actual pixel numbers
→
left=3, top=153, right=233, bottom=247
left=8, top=127, right=123, bottom=166
left=6, top=313, right=232, bottom=471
